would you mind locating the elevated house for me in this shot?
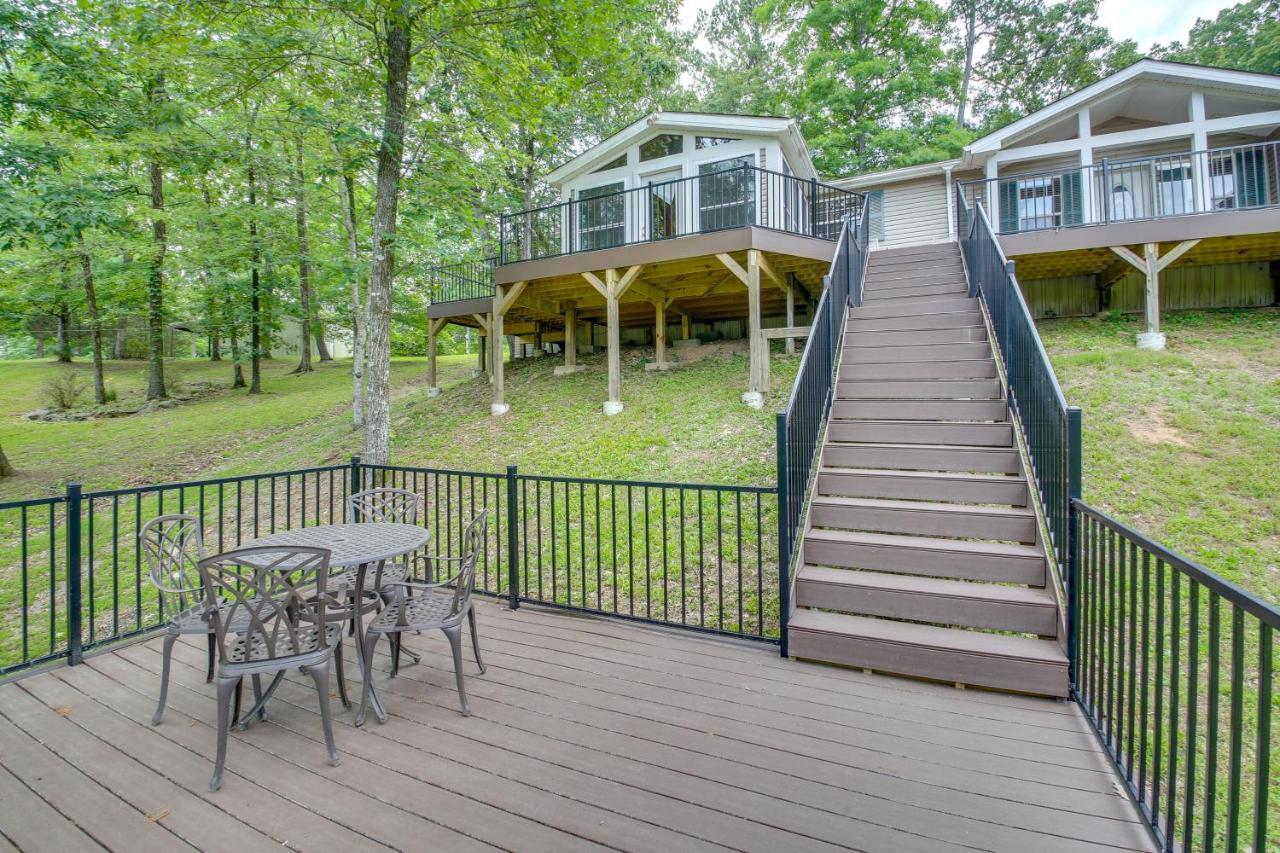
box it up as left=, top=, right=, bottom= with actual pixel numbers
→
left=426, top=112, right=860, bottom=413
left=838, top=60, right=1280, bottom=347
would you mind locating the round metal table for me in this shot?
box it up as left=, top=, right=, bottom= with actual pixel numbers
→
left=240, top=522, right=430, bottom=722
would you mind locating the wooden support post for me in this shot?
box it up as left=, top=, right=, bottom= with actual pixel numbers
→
left=1110, top=240, right=1196, bottom=351
left=647, top=299, right=668, bottom=371
left=745, top=250, right=767, bottom=407
left=478, top=334, right=487, bottom=379
left=785, top=281, right=796, bottom=355
left=427, top=318, right=445, bottom=397
left=681, top=313, right=690, bottom=341
left=604, top=268, right=623, bottom=415
left=491, top=288, right=508, bottom=415
left=554, top=300, right=585, bottom=376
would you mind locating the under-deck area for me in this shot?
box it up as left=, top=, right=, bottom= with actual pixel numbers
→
left=0, top=599, right=1155, bottom=852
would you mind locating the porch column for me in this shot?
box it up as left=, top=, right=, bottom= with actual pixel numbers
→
left=554, top=300, right=585, bottom=376
left=427, top=318, right=445, bottom=397
left=1077, top=108, right=1095, bottom=224
left=985, top=157, right=1001, bottom=227
left=1190, top=92, right=1213, bottom=213
left=1109, top=240, right=1199, bottom=350
left=491, top=288, right=508, bottom=415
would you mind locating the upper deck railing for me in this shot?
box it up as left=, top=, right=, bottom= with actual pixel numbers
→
left=498, top=166, right=862, bottom=265
left=956, top=140, right=1280, bottom=236
left=427, top=256, right=497, bottom=305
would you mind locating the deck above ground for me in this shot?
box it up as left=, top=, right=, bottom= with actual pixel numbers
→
left=0, top=599, right=1154, bottom=852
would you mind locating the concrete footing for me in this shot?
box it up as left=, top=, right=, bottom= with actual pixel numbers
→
left=643, top=361, right=674, bottom=372
left=603, top=400, right=624, bottom=416
left=741, top=391, right=764, bottom=409
left=490, top=402, right=510, bottom=417
left=1136, top=332, right=1167, bottom=351
left=426, top=387, right=441, bottom=398
left=553, top=365, right=587, bottom=376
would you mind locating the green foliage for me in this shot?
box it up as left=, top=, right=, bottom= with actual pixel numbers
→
left=1154, top=0, right=1280, bottom=74
left=42, top=369, right=87, bottom=410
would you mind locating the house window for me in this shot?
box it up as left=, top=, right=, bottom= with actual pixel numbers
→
left=1017, top=176, right=1061, bottom=230
left=1210, top=153, right=1236, bottom=209
left=695, top=136, right=738, bottom=149
left=576, top=182, right=625, bottom=251
left=698, top=155, right=755, bottom=231
left=1155, top=160, right=1194, bottom=216
left=592, top=153, right=627, bottom=173
left=640, top=134, right=683, bottom=162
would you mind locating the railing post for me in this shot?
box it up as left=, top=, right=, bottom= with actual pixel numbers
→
left=1066, top=407, right=1083, bottom=688
left=66, top=482, right=83, bottom=666
left=775, top=415, right=790, bottom=658
left=506, top=465, right=519, bottom=610
left=809, top=177, right=818, bottom=237
left=349, top=455, right=361, bottom=505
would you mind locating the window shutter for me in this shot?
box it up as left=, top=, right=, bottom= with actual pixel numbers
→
left=998, top=180, right=1020, bottom=233
left=1234, top=148, right=1266, bottom=208
left=1062, top=171, right=1084, bottom=226
left=866, top=190, right=885, bottom=241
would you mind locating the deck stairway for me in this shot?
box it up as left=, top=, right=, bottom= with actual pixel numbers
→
left=787, top=242, right=1069, bottom=697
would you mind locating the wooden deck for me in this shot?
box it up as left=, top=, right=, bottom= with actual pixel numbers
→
left=0, top=599, right=1154, bottom=852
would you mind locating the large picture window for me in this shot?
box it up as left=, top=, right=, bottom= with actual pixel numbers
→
left=576, top=182, right=625, bottom=251
left=698, top=155, right=755, bottom=231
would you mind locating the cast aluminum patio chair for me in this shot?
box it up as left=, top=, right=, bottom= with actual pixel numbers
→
left=356, top=510, right=487, bottom=724
left=343, top=487, right=424, bottom=597
left=140, top=513, right=216, bottom=725
left=198, top=545, right=343, bottom=792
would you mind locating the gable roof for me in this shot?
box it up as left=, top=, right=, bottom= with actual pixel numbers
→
left=963, top=59, right=1280, bottom=160
left=545, top=111, right=819, bottom=186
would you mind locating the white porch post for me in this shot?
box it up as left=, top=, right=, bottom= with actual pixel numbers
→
left=491, top=287, right=508, bottom=415
left=1110, top=240, right=1199, bottom=350
left=1190, top=92, right=1213, bottom=213
left=1078, top=108, right=1095, bottom=224
left=985, top=157, right=1001, bottom=227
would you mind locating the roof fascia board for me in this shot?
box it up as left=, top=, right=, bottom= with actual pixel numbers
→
left=830, top=159, right=961, bottom=188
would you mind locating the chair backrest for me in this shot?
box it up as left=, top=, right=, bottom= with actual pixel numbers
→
left=140, top=514, right=206, bottom=619
left=447, top=510, right=488, bottom=616
left=348, top=487, right=422, bottom=525
left=197, top=546, right=332, bottom=665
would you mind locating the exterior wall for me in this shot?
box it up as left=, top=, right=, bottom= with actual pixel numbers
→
left=872, top=175, right=952, bottom=247
left=1021, top=261, right=1275, bottom=319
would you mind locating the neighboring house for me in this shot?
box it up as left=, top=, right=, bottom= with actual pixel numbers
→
left=428, top=112, right=861, bottom=414
left=838, top=60, right=1280, bottom=343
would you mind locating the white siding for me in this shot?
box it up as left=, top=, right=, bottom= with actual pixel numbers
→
left=871, top=176, right=951, bottom=247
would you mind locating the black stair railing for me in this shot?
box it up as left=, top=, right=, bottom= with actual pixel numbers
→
left=775, top=203, right=869, bottom=657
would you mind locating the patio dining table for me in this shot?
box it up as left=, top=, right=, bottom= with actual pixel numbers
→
left=238, top=522, right=430, bottom=722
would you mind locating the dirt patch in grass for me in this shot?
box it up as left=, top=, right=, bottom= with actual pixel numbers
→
left=1123, top=409, right=1190, bottom=447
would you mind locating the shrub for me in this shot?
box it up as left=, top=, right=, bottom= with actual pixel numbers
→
left=43, top=371, right=88, bottom=410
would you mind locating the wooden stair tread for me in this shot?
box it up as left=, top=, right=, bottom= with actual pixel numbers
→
left=797, top=566, right=1055, bottom=606
left=820, top=466, right=1024, bottom=482
left=803, top=527, right=1043, bottom=559
left=788, top=611, right=1066, bottom=665
left=823, top=441, right=1014, bottom=452
left=844, top=327, right=987, bottom=345
left=810, top=495, right=1032, bottom=518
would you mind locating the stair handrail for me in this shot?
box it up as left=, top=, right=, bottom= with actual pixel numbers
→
left=956, top=189, right=1083, bottom=651
left=776, top=203, right=870, bottom=657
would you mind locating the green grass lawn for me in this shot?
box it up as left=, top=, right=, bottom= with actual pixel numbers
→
left=0, top=342, right=796, bottom=500
left=1040, top=307, right=1280, bottom=602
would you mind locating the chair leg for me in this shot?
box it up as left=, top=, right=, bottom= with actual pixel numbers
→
left=302, top=660, right=340, bottom=768
left=355, top=631, right=382, bottom=727
left=211, top=675, right=240, bottom=791
left=334, top=636, right=351, bottom=709
left=443, top=624, right=470, bottom=717
left=239, top=674, right=266, bottom=730
left=205, top=632, right=216, bottom=683
left=467, top=607, right=486, bottom=675
left=390, top=633, right=401, bottom=678
left=152, top=630, right=178, bottom=726
left=232, top=679, right=243, bottom=729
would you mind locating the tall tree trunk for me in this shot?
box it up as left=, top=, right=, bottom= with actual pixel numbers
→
left=0, top=443, right=14, bottom=478
left=55, top=302, right=71, bottom=362
left=340, top=172, right=365, bottom=429
left=363, top=6, right=411, bottom=464
left=292, top=142, right=314, bottom=375
left=314, top=327, right=332, bottom=361
left=229, top=334, right=246, bottom=388
left=957, top=2, right=976, bottom=126
left=113, top=320, right=126, bottom=359
left=209, top=331, right=221, bottom=360
left=78, top=238, right=106, bottom=405
left=145, top=75, right=168, bottom=400
left=247, top=140, right=263, bottom=395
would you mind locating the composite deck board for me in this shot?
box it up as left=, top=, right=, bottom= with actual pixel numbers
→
left=0, top=600, right=1153, bottom=853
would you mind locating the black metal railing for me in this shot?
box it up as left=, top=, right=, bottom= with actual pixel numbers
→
left=775, top=204, right=869, bottom=657
left=0, top=459, right=779, bottom=675
left=1074, top=500, right=1277, bottom=853
left=958, top=193, right=1081, bottom=574
left=498, top=166, right=862, bottom=264
left=427, top=256, right=497, bottom=304
left=956, top=140, right=1280, bottom=235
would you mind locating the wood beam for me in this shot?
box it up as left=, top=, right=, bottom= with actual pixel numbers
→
left=716, top=253, right=749, bottom=285
left=471, top=313, right=490, bottom=334
left=1109, top=245, right=1146, bottom=272
left=491, top=287, right=509, bottom=414
left=581, top=271, right=607, bottom=299
left=785, top=282, right=796, bottom=355
left=745, top=250, right=767, bottom=406
left=763, top=325, right=811, bottom=340
left=616, top=264, right=643, bottom=298
left=498, top=280, right=528, bottom=315
left=604, top=268, right=623, bottom=414
left=427, top=320, right=440, bottom=393
left=754, top=252, right=788, bottom=294
left=654, top=299, right=667, bottom=368
left=1156, top=239, right=1200, bottom=272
